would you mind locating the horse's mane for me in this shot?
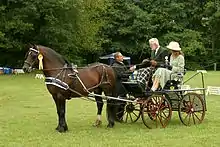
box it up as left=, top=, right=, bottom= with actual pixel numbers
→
left=37, top=45, right=70, bottom=65
left=36, top=45, right=110, bottom=68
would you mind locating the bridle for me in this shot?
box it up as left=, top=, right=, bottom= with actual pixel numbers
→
left=24, top=47, right=39, bottom=69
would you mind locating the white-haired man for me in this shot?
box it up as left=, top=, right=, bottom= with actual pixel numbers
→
left=149, top=38, right=168, bottom=65
left=129, top=38, right=169, bottom=91
left=130, top=38, right=169, bottom=70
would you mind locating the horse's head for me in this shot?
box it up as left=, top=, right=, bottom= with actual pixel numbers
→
left=22, top=45, right=39, bottom=72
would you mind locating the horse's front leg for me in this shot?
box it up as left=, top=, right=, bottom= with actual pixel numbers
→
left=53, top=94, right=68, bottom=132
left=93, top=89, right=103, bottom=127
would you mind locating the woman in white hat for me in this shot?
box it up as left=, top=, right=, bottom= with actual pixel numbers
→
left=151, top=41, right=185, bottom=91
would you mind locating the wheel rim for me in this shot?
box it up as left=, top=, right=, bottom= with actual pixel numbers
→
left=141, top=94, right=172, bottom=129
left=178, top=93, right=205, bottom=126
left=116, top=102, right=141, bottom=123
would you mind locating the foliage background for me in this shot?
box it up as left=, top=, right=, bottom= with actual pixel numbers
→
left=0, top=0, right=220, bottom=68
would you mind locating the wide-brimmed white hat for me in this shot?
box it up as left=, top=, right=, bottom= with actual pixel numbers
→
left=166, top=41, right=181, bottom=51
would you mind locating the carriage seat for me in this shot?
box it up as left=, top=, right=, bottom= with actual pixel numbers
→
left=163, top=69, right=186, bottom=90
left=122, top=81, right=146, bottom=97
left=121, top=73, right=133, bottom=82
left=170, top=69, right=186, bottom=80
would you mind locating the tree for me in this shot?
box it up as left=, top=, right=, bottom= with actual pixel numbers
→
left=100, top=0, right=209, bottom=66
left=202, top=0, right=220, bottom=62
left=0, top=0, right=108, bottom=66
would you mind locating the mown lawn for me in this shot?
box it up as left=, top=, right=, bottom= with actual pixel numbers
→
left=0, top=71, right=220, bottom=147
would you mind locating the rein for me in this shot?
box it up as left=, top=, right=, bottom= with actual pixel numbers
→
left=35, top=64, right=113, bottom=71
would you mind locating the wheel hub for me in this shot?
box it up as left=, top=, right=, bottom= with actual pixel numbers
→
left=125, top=104, right=135, bottom=113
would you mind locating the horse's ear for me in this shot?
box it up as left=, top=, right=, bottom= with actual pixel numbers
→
left=26, top=43, right=33, bottom=48
left=33, top=44, right=38, bottom=49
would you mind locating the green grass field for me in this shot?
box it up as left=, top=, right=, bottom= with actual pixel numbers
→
left=0, top=71, right=220, bottom=147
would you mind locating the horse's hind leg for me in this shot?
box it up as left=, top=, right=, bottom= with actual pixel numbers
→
left=93, top=88, right=103, bottom=127
left=53, top=94, right=68, bottom=132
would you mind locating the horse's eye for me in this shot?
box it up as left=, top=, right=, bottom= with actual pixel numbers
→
left=33, top=53, right=38, bottom=58
left=29, top=51, right=38, bottom=58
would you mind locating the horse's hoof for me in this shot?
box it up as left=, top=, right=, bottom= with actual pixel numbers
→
left=93, top=120, right=102, bottom=127
left=55, top=126, right=68, bottom=133
left=57, top=127, right=65, bottom=133
left=107, top=123, right=114, bottom=128
left=64, top=125, right=68, bottom=131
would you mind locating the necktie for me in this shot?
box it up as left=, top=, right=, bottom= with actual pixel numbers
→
left=152, top=51, right=155, bottom=58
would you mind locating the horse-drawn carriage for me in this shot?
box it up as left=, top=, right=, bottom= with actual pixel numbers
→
left=23, top=45, right=207, bottom=132
left=113, top=70, right=207, bottom=129
left=97, top=52, right=206, bottom=128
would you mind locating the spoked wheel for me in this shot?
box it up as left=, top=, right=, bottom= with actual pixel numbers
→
left=116, top=102, right=142, bottom=123
left=178, top=92, right=205, bottom=126
left=141, top=94, right=172, bottom=129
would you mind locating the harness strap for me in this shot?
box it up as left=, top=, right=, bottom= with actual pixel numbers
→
left=45, top=76, right=85, bottom=97
left=46, top=63, right=88, bottom=96
left=45, top=77, right=69, bottom=90
left=30, top=48, right=39, bottom=53
left=87, top=65, right=111, bottom=91
left=45, top=64, right=111, bottom=97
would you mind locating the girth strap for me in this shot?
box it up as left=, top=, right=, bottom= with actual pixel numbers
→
left=45, top=77, right=69, bottom=90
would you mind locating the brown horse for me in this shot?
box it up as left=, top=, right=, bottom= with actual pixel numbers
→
left=22, top=45, right=117, bottom=132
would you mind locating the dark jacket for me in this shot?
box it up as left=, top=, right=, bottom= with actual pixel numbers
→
left=112, top=61, right=131, bottom=96
left=150, top=46, right=169, bottom=64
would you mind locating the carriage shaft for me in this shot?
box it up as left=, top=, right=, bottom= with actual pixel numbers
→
left=88, top=93, right=135, bottom=103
